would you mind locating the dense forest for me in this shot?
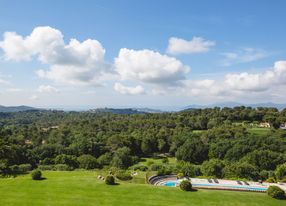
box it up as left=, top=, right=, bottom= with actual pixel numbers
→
left=1, top=106, right=286, bottom=182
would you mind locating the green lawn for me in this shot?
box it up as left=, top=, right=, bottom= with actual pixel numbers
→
left=0, top=171, right=285, bottom=206
left=247, top=127, right=271, bottom=136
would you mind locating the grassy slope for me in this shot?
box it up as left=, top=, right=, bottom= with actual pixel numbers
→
left=0, top=171, right=285, bottom=206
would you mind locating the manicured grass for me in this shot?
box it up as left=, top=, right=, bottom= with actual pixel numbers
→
left=140, top=157, right=177, bottom=166
left=0, top=171, right=285, bottom=206
left=248, top=127, right=271, bottom=136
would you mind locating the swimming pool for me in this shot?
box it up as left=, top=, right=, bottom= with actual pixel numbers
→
left=163, top=181, right=268, bottom=192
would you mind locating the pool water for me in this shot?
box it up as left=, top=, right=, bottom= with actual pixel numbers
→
left=163, top=181, right=267, bottom=191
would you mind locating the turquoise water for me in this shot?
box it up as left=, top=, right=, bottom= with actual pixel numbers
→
left=163, top=181, right=267, bottom=191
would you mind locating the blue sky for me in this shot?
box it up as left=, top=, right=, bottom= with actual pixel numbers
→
left=0, top=0, right=286, bottom=109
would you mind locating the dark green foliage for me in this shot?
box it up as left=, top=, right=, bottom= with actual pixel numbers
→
left=223, top=162, right=259, bottom=180
left=105, top=175, right=115, bottom=185
left=55, top=154, right=78, bottom=169
left=31, top=170, right=42, bottom=180
left=180, top=180, right=192, bottom=191
left=111, top=147, right=134, bottom=169
left=157, top=166, right=172, bottom=176
left=0, top=107, right=286, bottom=181
left=176, top=162, right=201, bottom=177
left=150, top=164, right=163, bottom=171
left=115, top=170, right=132, bottom=181
left=77, top=155, right=99, bottom=169
left=201, top=159, right=225, bottom=178
left=267, top=186, right=285, bottom=199
left=265, top=177, right=276, bottom=183
left=132, top=165, right=148, bottom=171
left=54, top=164, right=72, bottom=171
left=275, top=163, right=286, bottom=180
left=176, top=136, right=208, bottom=164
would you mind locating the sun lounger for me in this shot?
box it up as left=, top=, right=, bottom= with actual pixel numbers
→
left=213, top=178, right=219, bottom=183
left=243, top=181, right=249, bottom=185
left=207, top=179, right=213, bottom=183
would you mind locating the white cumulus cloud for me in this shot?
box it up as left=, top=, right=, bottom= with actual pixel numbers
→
left=225, top=60, right=286, bottom=91
left=0, top=26, right=110, bottom=86
left=114, top=82, right=145, bottom=95
left=115, top=48, right=190, bottom=85
left=167, top=37, right=215, bottom=55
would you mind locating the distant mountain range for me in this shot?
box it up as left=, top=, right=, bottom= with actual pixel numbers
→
left=89, top=108, right=146, bottom=115
left=184, top=102, right=286, bottom=111
left=0, top=105, right=40, bottom=113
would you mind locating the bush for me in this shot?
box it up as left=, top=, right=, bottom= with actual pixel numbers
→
left=267, top=186, right=285, bottom=199
left=265, top=177, right=276, bottom=183
left=105, top=175, right=115, bottom=185
left=97, top=153, right=113, bottom=166
left=177, top=172, right=184, bottom=179
left=38, top=165, right=54, bottom=171
left=18, top=164, right=32, bottom=173
left=162, top=158, right=169, bottom=164
left=280, top=177, right=286, bottom=183
left=180, top=180, right=192, bottom=191
left=132, top=165, right=148, bottom=171
left=157, top=166, right=172, bottom=176
left=31, top=170, right=42, bottom=180
left=115, top=170, right=132, bottom=181
left=275, top=163, right=286, bottom=180
left=55, top=154, right=78, bottom=169
left=77, top=155, right=99, bottom=169
left=150, top=164, right=162, bottom=171
left=53, top=164, right=72, bottom=171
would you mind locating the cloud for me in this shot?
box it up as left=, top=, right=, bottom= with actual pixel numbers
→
left=114, top=82, right=145, bottom=95
left=0, top=78, right=10, bottom=85
left=6, top=88, right=23, bottom=92
left=30, top=95, right=39, bottom=100
left=115, top=48, right=190, bottom=85
left=37, top=85, right=59, bottom=93
left=167, top=37, right=215, bottom=55
left=0, top=26, right=110, bottom=86
left=221, top=48, right=268, bottom=66
left=225, top=60, right=286, bottom=91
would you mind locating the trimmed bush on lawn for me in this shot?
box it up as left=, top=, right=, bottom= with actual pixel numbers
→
left=31, top=170, right=42, bottom=180
left=267, top=186, right=285, bottom=200
left=180, top=180, right=192, bottom=191
left=105, top=175, right=116, bottom=185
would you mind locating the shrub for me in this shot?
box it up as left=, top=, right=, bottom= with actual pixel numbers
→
left=31, top=170, right=42, bottom=180
left=150, top=164, right=162, bottom=171
left=132, top=165, right=148, bottom=171
left=18, top=164, right=32, bottom=173
left=265, top=177, right=276, bottom=183
left=97, top=153, right=113, bottom=166
left=77, top=155, right=99, bottom=169
left=115, top=170, right=132, bottom=181
left=162, top=158, right=169, bottom=164
left=177, top=172, right=184, bottom=179
left=54, top=164, right=72, bottom=171
left=55, top=154, right=78, bottom=169
left=275, top=163, right=286, bottom=180
left=180, top=180, right=192, bottom=191
left=105, top=175, right=115, bottom=185
left=267, top=186, right=285, bottom=199
left=280, top=177, right=286, bottom=183
left=38, top=165, right=54, bottom=171
left=157, top=166, right=172, bottom=176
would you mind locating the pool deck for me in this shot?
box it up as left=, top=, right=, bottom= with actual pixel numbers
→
left=149, top=175, right=286, bottom=193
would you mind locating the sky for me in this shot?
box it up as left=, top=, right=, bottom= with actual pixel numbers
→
left=0, top=0, right=286, bottom=110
